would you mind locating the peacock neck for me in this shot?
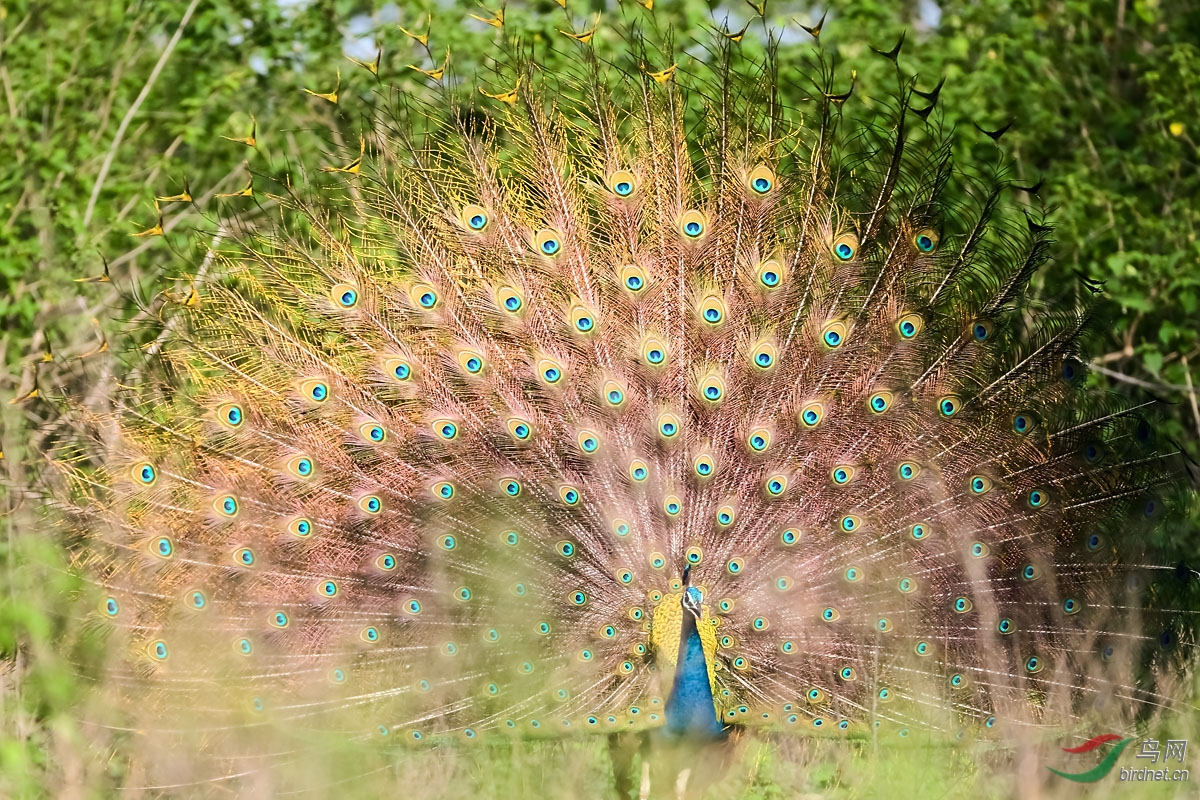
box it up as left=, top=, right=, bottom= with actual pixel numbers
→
left=664, top=608, right=726, bottom=739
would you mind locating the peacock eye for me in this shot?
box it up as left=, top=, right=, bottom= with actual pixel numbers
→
left=800, top=402, right=825, bottom=428
left=693, top=454, right=715, bottom=478
left=657, top=412, right=681, bottom=439
left=641, top=336, right=667, bottom=366
left=716, top=505, right=735, bottom=526
left=751, top=342, right=776, bottom=370
left=331, top=282, right=359, bottom=308
left=938, top=395, right=962, bottom=417
left=285, top=455, right=315, bottom=479
left=822, top=320, right=848, bottom=348
left=971, top=320, right=993, bottom=342
left=620, top=264, right=648, bottom=293
left=214, top=495, right=239, bottom=517
left=460, top=204, right=490, bottom=231
left=457, top=349, right=485, bottom=375
left=132, top=462, right=157, bottom=485
left=747, top=427, right=772, bottom=452
left=577, top=430, right=599, bottom=454
left=299, top=378, right=329, bottom=403
left=506, top=418, right=532, bottom=442
left=535, top=228, right=564, bottom=257
left=602, top=380, right=626, bottom=407
left=411, top=283, right=439, bottom=309
left=679, top=209, right=707, bottom=240
left=969, top=475, right=993, bottom=494
left=700, top=374, right=725, bottom=403
left=831, top=465, right=856, bottom=485
left=496, top=286, right=523, bottom=313
left=699, top=295, right=726, bottom=326
left=537, top=358, right=564, bottom=385
left=383, top=357, right=412, bottom=382
left=608, top=170, right=638, bottom=198
left=628, top=459, right=649, bottom=482
left=913, top=229, right=939, bottom=253
left=868, top=391, right=893, bottom=414
left=756, top=259, right=784, bottom=289
left=832, top=232, right=858, bottom=261
left=747, top=164, right=775, bottom=195
left=569, top=304, right=597, bottom=333
left=217, top=402, right=245, bottom=428
left=358, top=494, right=383, bottom=514
left=358, top=421, right=387, bottom=443
left=896, top=312, right=924, bottom=339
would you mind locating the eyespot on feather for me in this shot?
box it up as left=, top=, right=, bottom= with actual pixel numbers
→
left=756, top=259, right=784, bottom=289
left=330, top=282, right=359, bottom=309
left=913, top=228, right=939, bottom=253
left=410, top=282, right=439, bottom=310
left=607, top=170, right=638, bottom=198
left=699, top=294, right=726, bottom=326
left=620, top=263, right=648, bottom=293
left=534, top=227, right=564, bottom=257
left=678, top=209, right=708, bottom=240
left=746, top=164, right=776, bottom=195
left=895, top=312, right=924, bottom=339
left=460, top=204, right=490, bottom=232
left=832, top=232, right=859, bottom=261
left=496, top=286, right=523, bottom=314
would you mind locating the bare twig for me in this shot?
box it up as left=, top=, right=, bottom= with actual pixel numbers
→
left=1090, top=363, right=1193, bottom=393
left=1182, top=355, right=1200, bottom=440
left=81, top=0, right=201, bottom=230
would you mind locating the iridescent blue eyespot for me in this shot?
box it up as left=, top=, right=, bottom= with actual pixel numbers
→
left=615, top=181, right=633, bottom=197
left=220, top=403, right=244, bottom=426
left=419, top=291, right=437, bottom=308
left=760, top=269, right=779, bottom=287
left=752, top=176, right=771, bottom=193
left=685, top=220, right=703, bottom=237
left=998, top=618, right=1014, bottom=634
left=1028, top=489, right=1048, bottom=508
left=505, top=295, right=521, bottom=310
left=541, top=238, right=560, bottom=255
left=338, top=289, right=357, bottom=307
left=1063, top=598, right=1080, bottom=614
left=824, top=330, right=842, bottom=346
left=1087, top=533, right=1102, bottom=551
left=469, top=213, right=487, bottom=229
left=626, top=274, right=644, bottom=290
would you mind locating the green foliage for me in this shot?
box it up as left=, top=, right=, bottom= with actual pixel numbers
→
left=1, top=0, right=1197, bottom=795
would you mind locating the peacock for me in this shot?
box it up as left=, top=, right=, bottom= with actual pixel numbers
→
left=40, top=6, right=1198, bottom=797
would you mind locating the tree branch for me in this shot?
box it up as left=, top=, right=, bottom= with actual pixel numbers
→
left=81, top=0, right=200, bottom=230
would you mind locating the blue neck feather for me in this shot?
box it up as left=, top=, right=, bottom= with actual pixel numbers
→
left=664, top=610, right=725, bottom=738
